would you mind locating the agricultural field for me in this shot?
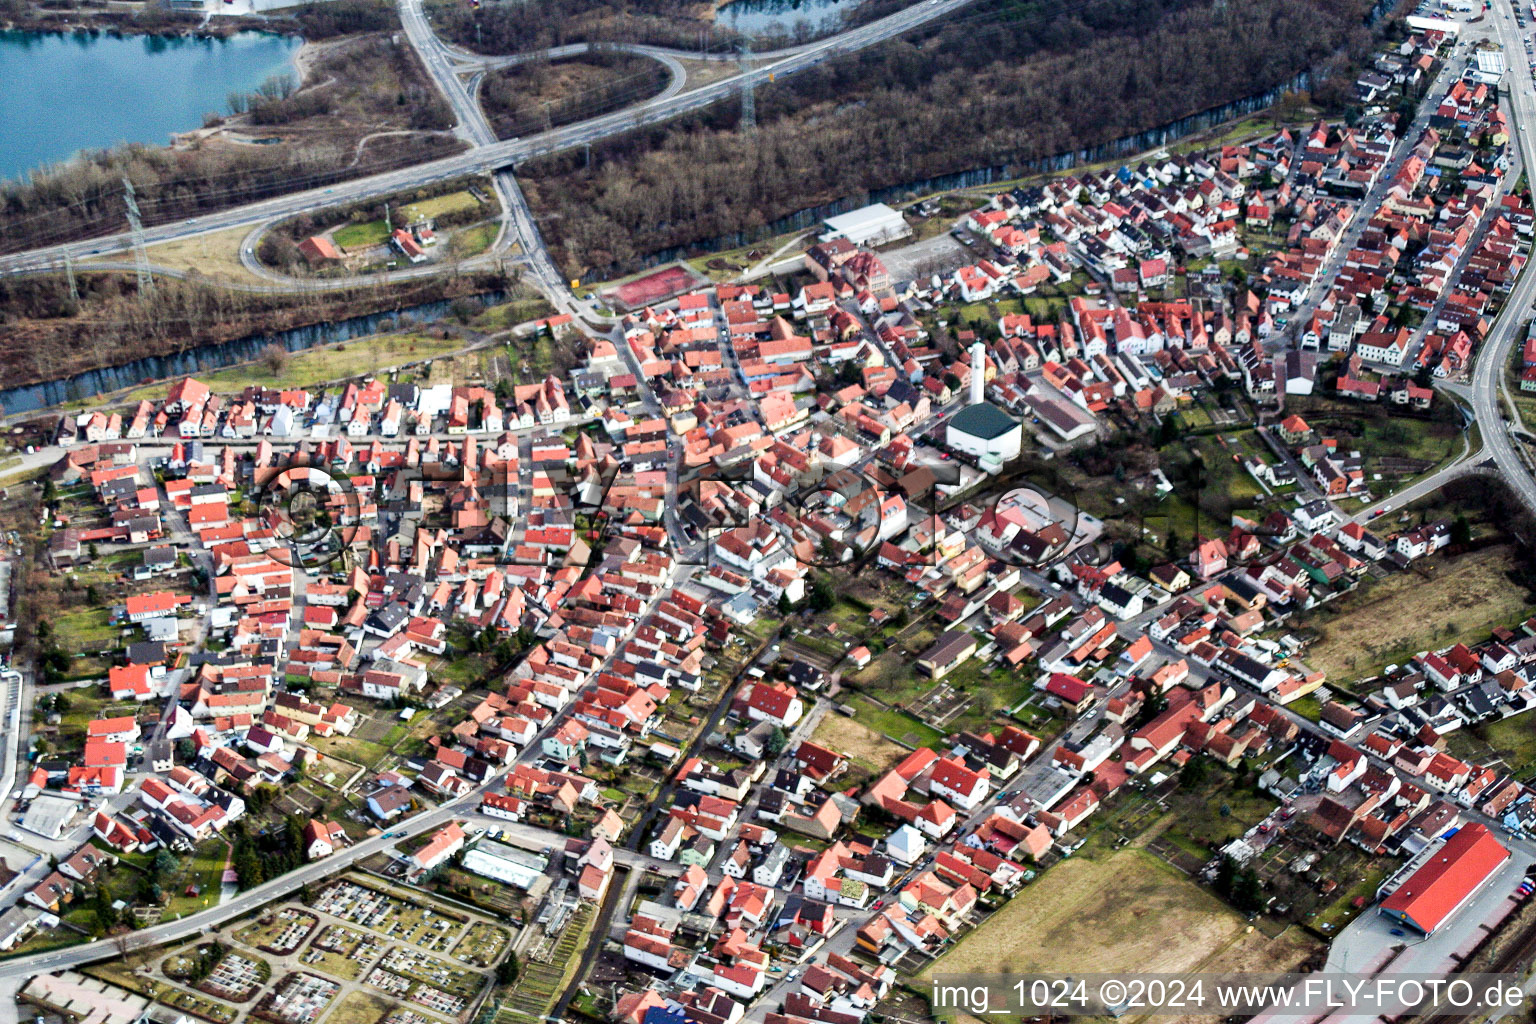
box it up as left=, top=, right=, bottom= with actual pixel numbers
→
left=1297, top=544, right=1536, bottom=683
left=920, top=848, right=1310, bottom=981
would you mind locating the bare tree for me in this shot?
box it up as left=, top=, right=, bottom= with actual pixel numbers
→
left=260, top=343, right=290, bottom=375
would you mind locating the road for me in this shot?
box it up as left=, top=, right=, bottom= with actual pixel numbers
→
left=0, top=0, right=981, bottom=283
left=1281, top=51, right=1471, bottom=345
left=1348, top=0, right=1536, bottom=526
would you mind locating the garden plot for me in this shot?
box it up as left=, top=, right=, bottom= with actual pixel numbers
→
left=908, top=681, right=973, bottom=729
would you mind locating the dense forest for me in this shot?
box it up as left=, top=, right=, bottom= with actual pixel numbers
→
left=434, top=0, right=730, bottom=55
left=517, top=0, right=1378, bottom=274
left=481, top=52, right=672, bottom=139
left=0, top=10, right=457, bottom=256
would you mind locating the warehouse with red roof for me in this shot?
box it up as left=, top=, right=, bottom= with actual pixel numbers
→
left=1378, top=823, right=1509, bottom=935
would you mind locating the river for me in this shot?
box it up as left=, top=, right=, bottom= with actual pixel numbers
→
left=0, top=28, right=301, bottom=183
left=0, top=292, right=503, bottom=417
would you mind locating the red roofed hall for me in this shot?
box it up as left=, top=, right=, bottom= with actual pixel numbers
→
left=1378, top=823, right=1509, bottom=936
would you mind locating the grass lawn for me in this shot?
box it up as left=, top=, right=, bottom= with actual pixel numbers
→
left=52, top=606, right=118, bottom=654
left=1447, top=710, right=1536, bottom=778
left=162, top=841, right=229, bottom=918
left=323, top=992, right=395, bottom=1024
left=334, top=219, right=391, bottom=249
left=1287, top=694, right=1324, bottom=723
left=682, top=228, right=810, bottom=281
left=99, top=334, right=465, bottom=411
left=1161, top=772, right=1278, bottom=855
left=508, top=332, right=557, bottom=383
left=1298, top=544, right=1536, bottom=684
left=1356, top=414, right=1460, bottom=465
left=454, top=221, right=497, bottom=257
left=313, top=734, right=391, bottom=770
left=57, top=690, right=120, bottom=742
left=402, top=190, right=482, bottom=222
left=89, top=224, right=262, bottom=283
left=918, top=848, right=1310, bottom=985
left=1313, top=863, right=1390, bottom=935
left=845, top=695, right=943, bottom=749
left=471, top=297, right=556, bottom=332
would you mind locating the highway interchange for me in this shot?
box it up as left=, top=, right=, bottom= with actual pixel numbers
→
left=0, top=0, right=981, bottom=290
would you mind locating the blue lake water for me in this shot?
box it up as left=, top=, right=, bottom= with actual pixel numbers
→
left=716, top=0, right=866, bottom=39
left=0, top=28, right=301, bottom=182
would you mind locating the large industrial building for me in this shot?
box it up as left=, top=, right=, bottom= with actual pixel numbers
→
left=1377, top=823, right=1509, bottom=936
left=819, top=204, right=912, bottom=248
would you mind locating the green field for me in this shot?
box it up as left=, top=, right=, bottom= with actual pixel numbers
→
left=102, top=334, right=465, bottom=407
left=333, top=220, right=390, bottom=249
left=53, top=606, right=118, bottom=653
left=455, top=221, right=497, bottom=257
left=846, top=695, right=943, bottom=748
left=1447, top=709, right=1536, bottom=779
left=403, top=190, right=482, bottom=222
left=470, top=297, right=557, bottom=332
left=163, top=841, right=230, bottom=918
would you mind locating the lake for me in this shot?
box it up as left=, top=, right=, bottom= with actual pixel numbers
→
left=715, top=0, right=866, bottom=39
left=0, top=28, right=301, bottom=183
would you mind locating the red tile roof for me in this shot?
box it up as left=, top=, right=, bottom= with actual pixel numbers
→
left=1379, top=823, right=1508, bottom=934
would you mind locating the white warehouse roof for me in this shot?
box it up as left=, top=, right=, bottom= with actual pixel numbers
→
left=820, top=203, right=912, bottom=246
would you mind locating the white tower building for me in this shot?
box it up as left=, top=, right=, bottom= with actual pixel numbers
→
left=970, top=341, right=986, bottom=405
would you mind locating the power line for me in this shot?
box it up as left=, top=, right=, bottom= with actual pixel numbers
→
left=739, top=40, right=756, bottom=133
left=122, top=177, right=154, bottom=299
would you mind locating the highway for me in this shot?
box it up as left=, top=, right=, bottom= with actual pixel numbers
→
left=0, top=0, right=981, bottom=282
left=1454, top=0, right=1536, bottom=512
